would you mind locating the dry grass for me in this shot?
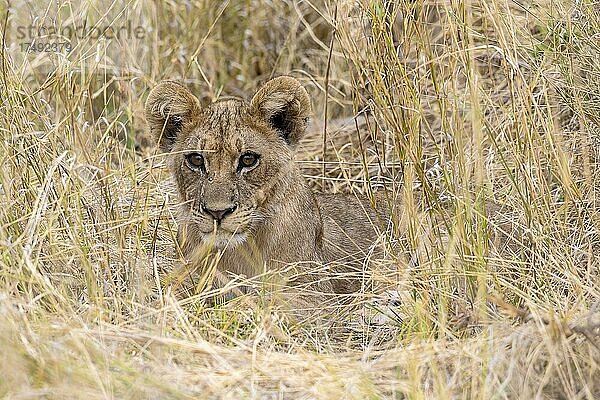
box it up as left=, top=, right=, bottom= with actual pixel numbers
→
left=1, top=0, right=599, bottom=398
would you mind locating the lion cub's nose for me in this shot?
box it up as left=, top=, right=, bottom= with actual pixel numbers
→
left=204, top=205, right=237, bottom=223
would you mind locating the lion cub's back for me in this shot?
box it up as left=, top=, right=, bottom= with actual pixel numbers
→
left=315, top=192, right=391, bottom=292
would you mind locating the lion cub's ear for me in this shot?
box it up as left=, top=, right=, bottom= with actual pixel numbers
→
left=250, top=76, right=311, bottom=146
left=145, top=81, right=201, bottom=153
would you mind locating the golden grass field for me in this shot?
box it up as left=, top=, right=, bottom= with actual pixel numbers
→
left=1, top=0, right=599, bottom=398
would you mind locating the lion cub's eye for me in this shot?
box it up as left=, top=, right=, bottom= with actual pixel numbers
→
left=239, top=152, right=259, bottom=169
left=186, top=153, right=205, bottom=171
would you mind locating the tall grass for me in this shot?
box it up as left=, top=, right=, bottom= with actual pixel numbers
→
left=0, top=0, right=598, bottom=398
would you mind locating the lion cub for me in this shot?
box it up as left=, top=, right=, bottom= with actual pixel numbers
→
left=145, top=76, right=388, bottom=296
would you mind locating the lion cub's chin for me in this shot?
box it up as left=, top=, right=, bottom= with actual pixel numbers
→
left=200, top=232, right=248, bottom=250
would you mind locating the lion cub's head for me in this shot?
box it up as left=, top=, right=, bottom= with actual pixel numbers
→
left=145, top=77, right=312, bottom=249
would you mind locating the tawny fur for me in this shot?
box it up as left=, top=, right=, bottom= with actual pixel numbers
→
left=145, top=76, right=387, bottom=296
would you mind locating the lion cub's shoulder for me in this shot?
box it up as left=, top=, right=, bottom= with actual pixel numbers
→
left=316, top=192, right=391, bottom=251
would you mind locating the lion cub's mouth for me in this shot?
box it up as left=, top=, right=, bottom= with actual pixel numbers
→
left=188, top=208, right=258, bottom=249
left=201, top=232, right=248, bottom=250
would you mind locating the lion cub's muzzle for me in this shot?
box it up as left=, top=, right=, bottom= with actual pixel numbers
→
left=203, top=203, right=238, bottom=224
left=191, top=198, right=250, bottom=249
left=198, top=180, right=240, bottom=226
